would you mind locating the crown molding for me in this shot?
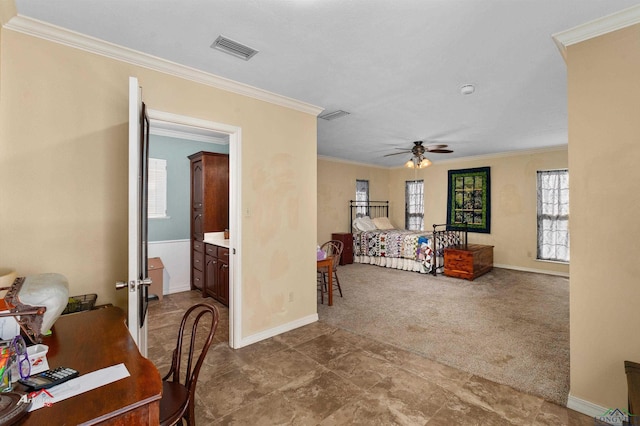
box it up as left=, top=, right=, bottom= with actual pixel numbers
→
left=320, top=145, right=567, bottom=170
left=148, top=127, right=228, bottom=145
left=552, top=4, right=640, bottom=61
left=3, top=15, right=324, bottom=117
left=317, top=155, right=391, bottom=170
left=428, top=145, right=568, bottom=166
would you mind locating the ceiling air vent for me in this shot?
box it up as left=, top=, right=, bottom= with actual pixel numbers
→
left=319, top=110, right=350, bottom=121
left=211, top=35, right=259, bottom=61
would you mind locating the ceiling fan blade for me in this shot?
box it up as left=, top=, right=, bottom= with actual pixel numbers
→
left=383, top=150, right=412, bottom=157
left=428, top=148, right=454, bottom=154
left=425, top=144, right=448, bottom=150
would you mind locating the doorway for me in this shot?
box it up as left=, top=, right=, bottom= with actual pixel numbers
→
left=147, top=109, right=242, bottom=349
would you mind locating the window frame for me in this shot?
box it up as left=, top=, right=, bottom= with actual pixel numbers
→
left=405, top=179, right=424, bottom=231
left=536, top=169, right=569, bottom=263
left=148, top=157, right=169, bottom=219
left=355, top=179, right=369, bottom=218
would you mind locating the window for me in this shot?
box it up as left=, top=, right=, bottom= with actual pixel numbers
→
left=537, top=169, right=569, bottom=262
left=355, top=179, right=369, bottom=218
left=405, top=180, right=424, bottom=231
left=148, top=158, right=168, bottom=219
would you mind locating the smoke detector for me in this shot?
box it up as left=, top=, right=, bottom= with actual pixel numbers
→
left=460, top=84, right=475, bottom=95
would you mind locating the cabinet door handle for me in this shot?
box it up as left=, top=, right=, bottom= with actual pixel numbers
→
left=222, top=264, right=228, bottom=269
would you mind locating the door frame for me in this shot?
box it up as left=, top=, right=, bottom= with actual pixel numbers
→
left=147, top=108, right=242, bottom=349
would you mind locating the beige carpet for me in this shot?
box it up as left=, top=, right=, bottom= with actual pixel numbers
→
left=317, top=264, right=569, bottom=406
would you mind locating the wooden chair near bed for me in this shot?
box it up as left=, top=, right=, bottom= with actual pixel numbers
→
left=317, top=240, right=344, bottom=304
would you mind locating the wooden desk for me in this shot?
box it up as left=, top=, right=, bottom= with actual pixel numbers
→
left=18, top=306, right=162, bottom=425
left=317, top=257, right=334, bottom=306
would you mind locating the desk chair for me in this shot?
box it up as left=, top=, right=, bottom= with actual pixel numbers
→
left=317, top=240, right=344, bottom=303
left=160, top=303, right=219, bottom=426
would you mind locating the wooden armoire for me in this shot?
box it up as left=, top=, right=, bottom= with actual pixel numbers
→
left=189, top=151, right=229, bottom=292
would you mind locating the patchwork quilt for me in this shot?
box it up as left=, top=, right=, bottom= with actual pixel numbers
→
left=354, top=230, right=436, bottom=273
left=353, top=229, right=463, bottom=274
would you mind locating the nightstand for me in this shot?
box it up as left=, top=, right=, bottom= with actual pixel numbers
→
left=331, top=232, right=353, bottom=265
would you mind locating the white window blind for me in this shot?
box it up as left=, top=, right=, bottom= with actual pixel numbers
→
left=537, top=169, right=569, bottom=262
left=405, top=180, right=424, bottom=231
left=148, top=158, right=168, bottom=219
left=355, top=180, right=369, bottom=218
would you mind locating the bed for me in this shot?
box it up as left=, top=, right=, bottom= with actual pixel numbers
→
left=350, top=200, right=467, bottom=275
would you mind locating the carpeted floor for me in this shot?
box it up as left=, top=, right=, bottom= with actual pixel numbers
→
left=317, top=264, right=570, bottom=406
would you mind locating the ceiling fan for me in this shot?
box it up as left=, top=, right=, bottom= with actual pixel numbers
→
left=384, top=141, right=453, bottom=168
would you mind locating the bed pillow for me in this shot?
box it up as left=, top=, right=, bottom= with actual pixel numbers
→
left=358, top=216, right=377, bottom=231
left=353, top=216, right=376, bottom=232
left=373, top=216, right=395, bottom=230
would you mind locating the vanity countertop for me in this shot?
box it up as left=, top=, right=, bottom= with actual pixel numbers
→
left=203, top=232, right=230, bottom=248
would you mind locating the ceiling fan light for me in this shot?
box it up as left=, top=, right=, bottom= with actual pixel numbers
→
left=418, top=158, right=432, bottom=168
left=405, top=158, right=415, bottom=168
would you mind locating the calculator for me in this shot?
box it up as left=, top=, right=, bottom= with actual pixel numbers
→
left=19, top=367, right=79, bottom=391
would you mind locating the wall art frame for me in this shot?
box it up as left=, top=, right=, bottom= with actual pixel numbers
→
left=446, top=166, right=491, bottom=233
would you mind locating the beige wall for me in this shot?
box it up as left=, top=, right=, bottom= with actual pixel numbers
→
left=567, top=24, right=640, bottom=409
left=319, top=148, right=569, bottom=275
left=317, top=158, right=390, bottom=244
left=0, top=28, right=318, bottom=339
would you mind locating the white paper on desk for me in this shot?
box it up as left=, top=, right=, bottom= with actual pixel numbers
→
left=28, top=363, right=131, bottom=411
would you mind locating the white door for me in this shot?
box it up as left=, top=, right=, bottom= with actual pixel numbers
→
left=117, top=76, right=151, bottom=355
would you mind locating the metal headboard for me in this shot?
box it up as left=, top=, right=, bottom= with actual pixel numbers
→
left=349, top=200, right=389, bottom=232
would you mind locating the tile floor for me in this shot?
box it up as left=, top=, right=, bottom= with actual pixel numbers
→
left=147, top=291, right=593, bottom=425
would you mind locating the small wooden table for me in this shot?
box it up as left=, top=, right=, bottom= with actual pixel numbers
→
left=317, top=257, right=334, bottom=306
left=18, top=306, right=162, bottom=425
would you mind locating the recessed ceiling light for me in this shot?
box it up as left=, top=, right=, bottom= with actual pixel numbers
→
left=319, top=110, right=350, bottom=121
left=460, top=84, right=475, bottom=95
left=211, top=35, right=259, bottom=61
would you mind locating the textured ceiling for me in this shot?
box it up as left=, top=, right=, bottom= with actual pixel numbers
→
left=14, top=0, right=640, bottom=167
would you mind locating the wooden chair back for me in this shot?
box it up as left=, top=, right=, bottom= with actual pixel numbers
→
left=626, top=360, right=640, bottom=420
left=160, top=303, right=219, bottom=426
left=320, top=240, right=343, bottom=271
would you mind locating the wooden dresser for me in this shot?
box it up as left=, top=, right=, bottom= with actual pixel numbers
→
left=444, top=244, right=494, bottom=281
left=189, top=151, right=229, bottom=292
left=331, top=232, right=353, bottom=265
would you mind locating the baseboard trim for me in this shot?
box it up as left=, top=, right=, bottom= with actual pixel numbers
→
left=567, top=394, right=604, bottom=417
left=494, top=263, right=570, bottom=278
left=567, top=394, right=626, bottom=424
left=238, top=313, right=319, bottom=348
